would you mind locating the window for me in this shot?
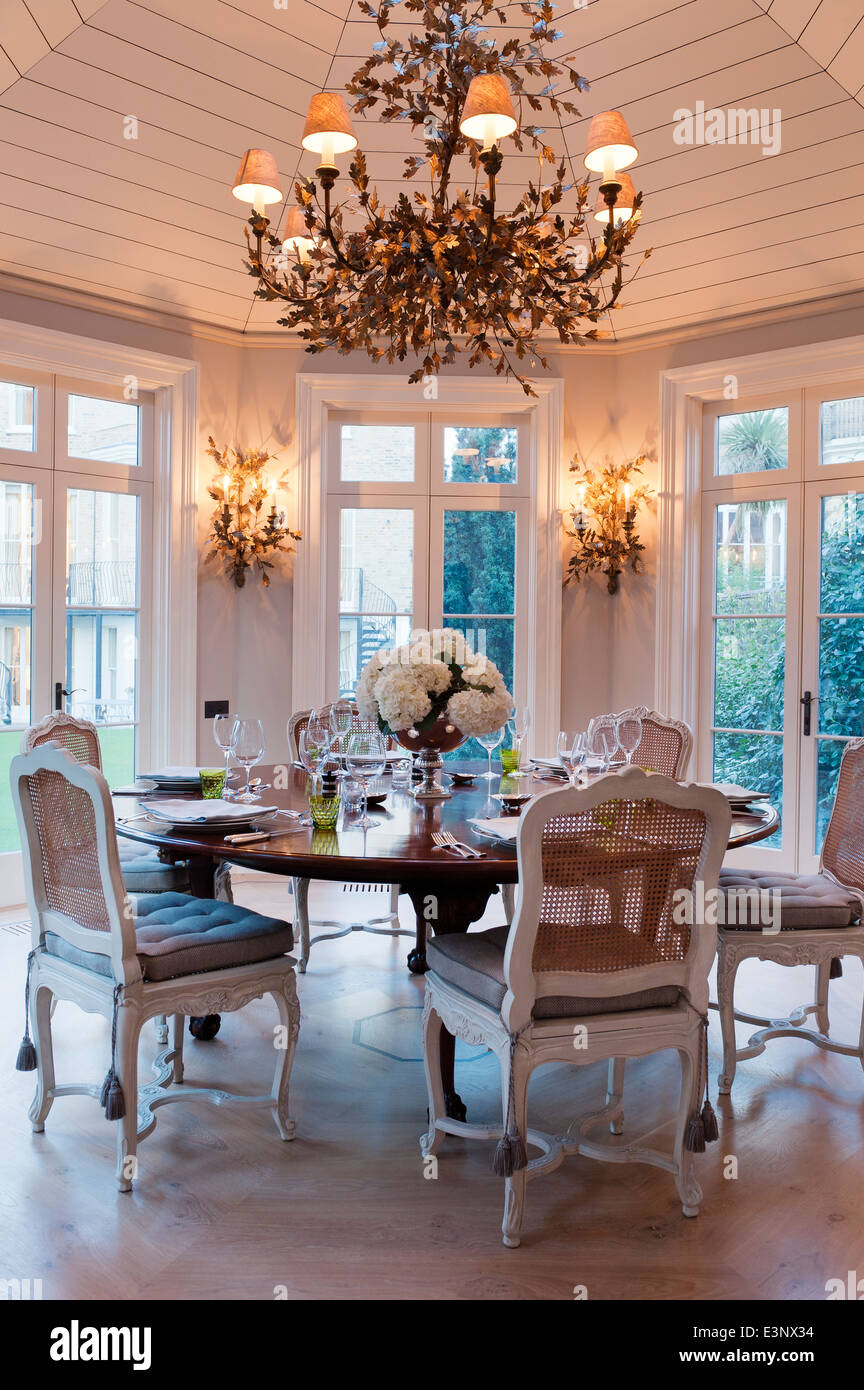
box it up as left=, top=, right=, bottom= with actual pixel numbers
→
left=324, top=407, right=531, bottom=755
left=0, top=371, right=154, bottom=862
left=700, top=381, right=864, bottom=870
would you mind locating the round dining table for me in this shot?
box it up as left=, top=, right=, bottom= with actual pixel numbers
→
left=116, top=764, right=779, bottom=1121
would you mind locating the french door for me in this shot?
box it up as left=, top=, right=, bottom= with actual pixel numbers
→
left=0, top=368, right=153, bottom=903
left=324, top=409, right=530, bottom=746
left=700, top=384, right=864, bottom=870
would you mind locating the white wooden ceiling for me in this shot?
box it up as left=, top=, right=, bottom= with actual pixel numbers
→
left=0, top=0, right=863, bottom=342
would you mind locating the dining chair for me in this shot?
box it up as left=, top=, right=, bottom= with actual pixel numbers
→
left=287, top=703, right=409, bottom=972
left=11, top=744, right=300, bottom=1192
left=610, top=706, right=693, bottom=779
left=420, top=767, right=731, bottom=1246
left=716, top=736, right=864, bottom=1094
left=24, top=711, right=205, bottom=1046
left=23, top=712, right=196, bottom=901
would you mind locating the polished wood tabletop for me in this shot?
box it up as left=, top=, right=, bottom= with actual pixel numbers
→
left=115, top=763, right=780, bottom=882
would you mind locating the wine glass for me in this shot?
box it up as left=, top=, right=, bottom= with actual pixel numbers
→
left=617, top=713, right=643, bottom=766
left=299, top=725, right=330, bottom=793
left=557, top=730, right=585, bottom=786
left=345, top=729, right=387, bottom=830
left=213, top=713, right=238, bottom=797
left=329, top=700, right=354, bottom=757
left=588, top=717, right=618, bottom=774
left=478, top=725, right=505, bottom=781
left=231, top=718, right=265, bottom=803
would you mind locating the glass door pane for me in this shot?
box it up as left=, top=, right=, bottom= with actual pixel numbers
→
left=64, top=486, right=139, bottom=786
left=809, top=490, right=864, bottom=851
left=709, top=498, right=788, bottom=848
left=333, top=506, right=417, bottom=698
left=0, top=477, right=37, bottom=853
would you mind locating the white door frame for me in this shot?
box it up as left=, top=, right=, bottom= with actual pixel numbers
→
left=657, top=335, right=864, bottom=732
left=293, top=374, right=563, bottom=754
left=0, top=319, right=199, bottom=906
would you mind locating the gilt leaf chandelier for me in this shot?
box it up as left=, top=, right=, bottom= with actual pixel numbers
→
left=231, top=0, right=647, bottom=395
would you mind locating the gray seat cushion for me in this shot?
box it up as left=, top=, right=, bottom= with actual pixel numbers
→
left=426, top=927, right=679, bottom=1019
left=719, top=868, right=863, bottom=930
left=117, top=838, right=190, bottom=894
left=45, top=892, right=293, bottom=982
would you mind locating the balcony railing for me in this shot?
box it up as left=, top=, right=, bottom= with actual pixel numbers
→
left=340, top=567, right=397, bottom=615
left=67, top=561, right=136, bottom=607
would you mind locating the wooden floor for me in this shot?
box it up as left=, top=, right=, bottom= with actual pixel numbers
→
left=2, top=875, right=863, bottom=1301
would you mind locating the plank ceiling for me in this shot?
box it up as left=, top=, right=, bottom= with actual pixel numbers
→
left=0, top=0, right=863, bottom=342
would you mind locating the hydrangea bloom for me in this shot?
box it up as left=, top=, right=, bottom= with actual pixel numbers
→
left=355, top=629, right=512, bottom=736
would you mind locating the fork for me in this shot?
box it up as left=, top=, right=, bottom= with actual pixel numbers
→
left=432, top=831, right=468, bottom=857
left=439, top=830, right=483, bottom=859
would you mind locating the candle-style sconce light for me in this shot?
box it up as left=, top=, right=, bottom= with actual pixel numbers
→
left=205, top=436, right=301, bottom=589
left=563, top=456, right=651, bottom=595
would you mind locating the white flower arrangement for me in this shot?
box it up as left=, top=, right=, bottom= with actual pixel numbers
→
left=356, top=628, right=513, bottom=738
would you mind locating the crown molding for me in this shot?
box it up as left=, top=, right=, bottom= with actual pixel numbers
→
left=1, top=269, right=863, bottom=362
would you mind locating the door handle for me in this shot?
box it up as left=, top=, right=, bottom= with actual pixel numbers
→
left=54, top=683, right=83, bottom=711
left=800, top=690, right=815, bottom=736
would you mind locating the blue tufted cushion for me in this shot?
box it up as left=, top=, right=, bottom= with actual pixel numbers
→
left=117, top=838, right=190, bottom=894
left=45, top=892, right=293, bottom=982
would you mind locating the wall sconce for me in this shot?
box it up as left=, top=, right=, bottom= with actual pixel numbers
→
left=204, top=437, right=301, bottom=589
left=563, top=456, right=651, bottom=595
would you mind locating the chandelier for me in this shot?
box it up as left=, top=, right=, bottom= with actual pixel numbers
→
left=230, top=0, right=646, bottom=395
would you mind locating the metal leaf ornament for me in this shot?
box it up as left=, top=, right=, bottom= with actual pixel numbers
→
left=204, top=436, right=302, bottom=589
left=242, top=0, right=649, bottom=396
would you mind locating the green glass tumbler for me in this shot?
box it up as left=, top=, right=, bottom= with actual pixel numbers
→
left=499, top=748, right=520, bottom=775
left=199, top=768, right=226, bottom=799
left=309, top=794, right=340, bottom=830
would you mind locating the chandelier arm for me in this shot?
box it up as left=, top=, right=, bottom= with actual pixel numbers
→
left=317, top=179, right=368, bottom=275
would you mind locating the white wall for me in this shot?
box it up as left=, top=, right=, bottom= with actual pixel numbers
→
left=0, top=281, right=861, bottom=759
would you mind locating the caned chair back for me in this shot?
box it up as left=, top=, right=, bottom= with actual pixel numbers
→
left=10, top=745, right=139, bottom=984
left=503, top=769, right=730, bottom=1031
left=23, top=711, right=102, bottom=770
left=821, top=736, right=864, bottom=897
left=611, top=706, right=693, bottom=778
left=288, top=704, right=393, bottom=762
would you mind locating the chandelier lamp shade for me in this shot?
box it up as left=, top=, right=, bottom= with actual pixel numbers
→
left=230, top=0, right=647, bottom=394
left=231, top=148, right=283, bottom=215
left=459, top=73, right=518, bottom=149
left=300, top=91, right=359, bottom=167
left=594, top=172, right=637, bottom=228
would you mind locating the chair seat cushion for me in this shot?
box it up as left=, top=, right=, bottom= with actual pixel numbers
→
left=117, top=838, right=189, bottom=894
left=45, top=892, right=293, bottom=982
left=426, top=927, right=680, bottom=1019
left=719, top=868, right=863, bottom=930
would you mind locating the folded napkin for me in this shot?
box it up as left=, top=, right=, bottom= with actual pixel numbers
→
left=147, top=798, right=278, bottom=823
left=468, top=816, right=520, bottom=842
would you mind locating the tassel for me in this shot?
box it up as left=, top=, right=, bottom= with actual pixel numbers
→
left=701, top=1098, right=719, bottom=1143
left=101, top=986, right=126, bottom=1122
left=685, top=1014, right=719, bottom=1152
left=102, top=1069, right=126, bottom=1121
left=492, top=1028, right=529, bottom=1176
left=830, top=957, right=843, bottom=979
left=685, top=1113, right=706, bottom=1153
left=15, top=950, right=38, bottom=1072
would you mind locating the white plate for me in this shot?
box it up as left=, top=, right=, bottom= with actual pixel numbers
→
left=145, top=798, right=278, bottom=829
left=697, top=782, right=770, bottom=803
left=143, top=812, right=279, bottom=835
